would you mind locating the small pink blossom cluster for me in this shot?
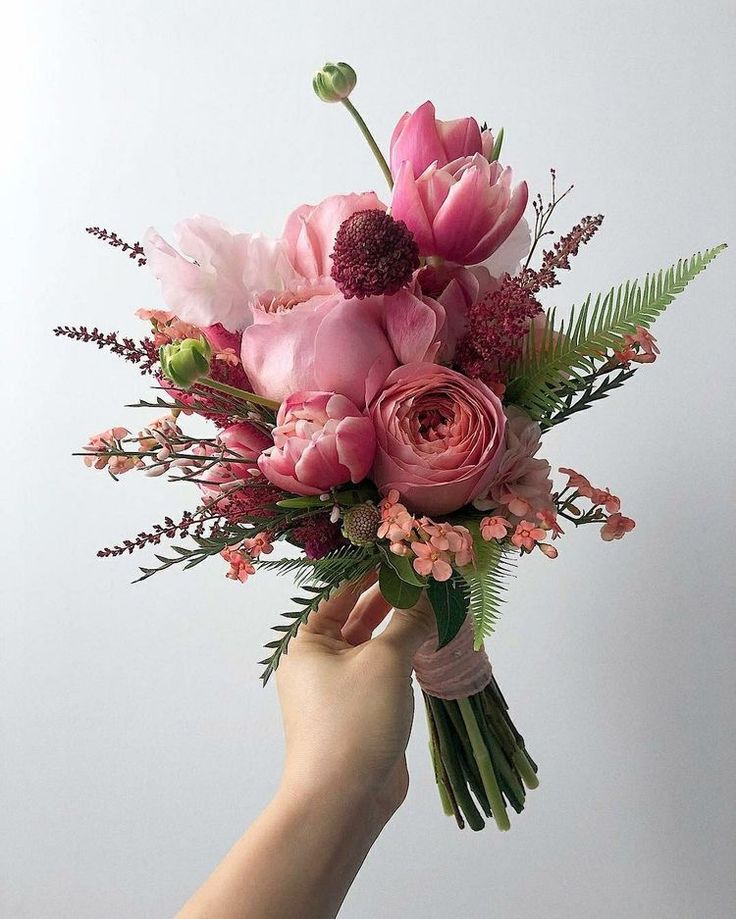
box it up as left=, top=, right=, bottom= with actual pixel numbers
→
left=220, top=532, right=273, bottom=582
left=377, top=489, right=474, bottom=581
left=558, top=468, right=636, bottom=541
left=613, top=326, right=659, bottom=365
left=82, top=427, right=142, bottom=475
left=479, top=515, right=559, bottom=559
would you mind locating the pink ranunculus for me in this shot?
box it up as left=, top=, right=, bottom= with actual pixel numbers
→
left=240, top=289, right=449, bottom=408
left=369, top=363, right=507, bottom=515
left=282, top=192, right=386, bottom=282
left=258, top=392, right=376, bottom=496
left=143, top=216, right=299, bottom=332
left=391, top=154, right=528, bottom=266
left=389, top=100, right=493, bottom=178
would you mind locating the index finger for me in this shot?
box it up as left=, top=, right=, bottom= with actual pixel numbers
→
left=301, top=570, right=378, bottom=640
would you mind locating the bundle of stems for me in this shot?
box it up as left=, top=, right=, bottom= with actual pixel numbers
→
left=424, top=676, right=539, bottom=831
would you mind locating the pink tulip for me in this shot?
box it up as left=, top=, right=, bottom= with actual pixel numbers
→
left=219, top=422, right=272, bottom=463
left=240, top=289, right=450, bottom=408
left=282, top=192, right=386, bottom=281
left=391, top=154, right=528, bottom=266
left=389, top=101, right=493, bottom=178
left=258, top=392, right=376, bottom=496
left=370, top=363, right=507, bottom=515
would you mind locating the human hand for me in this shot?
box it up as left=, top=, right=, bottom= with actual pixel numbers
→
left=276, top=575, right=435, bottom=824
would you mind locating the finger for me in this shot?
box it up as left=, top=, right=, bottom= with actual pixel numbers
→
left=341, top=583, right=392, bottom=645
left=375, top=593, right=435, bottom=661
left=302, top=570, right=377, bottom=640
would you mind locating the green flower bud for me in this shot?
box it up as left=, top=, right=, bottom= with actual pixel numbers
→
left=341, top=502, right=380, bottom=547
left=159, top=337, right=211, bottom=389
left=313, top=62, right=357, bottom=103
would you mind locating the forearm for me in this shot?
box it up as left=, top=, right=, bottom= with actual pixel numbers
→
left=176, top=782, right=388, bottom=919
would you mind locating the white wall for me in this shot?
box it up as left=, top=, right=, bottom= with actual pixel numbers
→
left=2, top=2, right=734, bottom=917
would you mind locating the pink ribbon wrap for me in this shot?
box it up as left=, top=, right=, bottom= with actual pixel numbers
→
left=412, top=614, right=492, bottom=700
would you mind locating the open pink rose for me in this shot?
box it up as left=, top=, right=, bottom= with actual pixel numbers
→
left=390, top=100, right=493, bottom=178
left=240, top=289, right=450, bottom=408
left=391, top=154, right=528, bottom=266
left=282, top=192, right=386, bottom=282
left=258, top=392, right=376, bottom=496
left=370, top=363, right=506, bottom=515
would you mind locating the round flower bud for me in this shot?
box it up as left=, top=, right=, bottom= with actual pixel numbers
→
left=313, top=62, right=357, bottom=103
left=159, top=337, right=211, bottom=389
left=341, top=502, right=381, bottom=546
left=330, top=209, right=420, bottom=299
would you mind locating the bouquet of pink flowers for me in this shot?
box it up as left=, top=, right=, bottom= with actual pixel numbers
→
left=58, top=62, right=725, bottom=832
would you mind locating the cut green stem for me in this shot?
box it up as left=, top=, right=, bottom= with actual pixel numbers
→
left=199, top=377, right=280, bottom=410
left=458, top=697, right=510, bottom=832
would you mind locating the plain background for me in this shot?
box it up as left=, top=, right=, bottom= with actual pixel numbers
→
left=2, top=2, right=734, bottom=917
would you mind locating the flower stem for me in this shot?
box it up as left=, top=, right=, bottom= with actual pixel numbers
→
left=199, top=377, right=280, bottom=410
left=458, top=696, right=510, bottom=831
left=341, top=98, right=394, bottom=191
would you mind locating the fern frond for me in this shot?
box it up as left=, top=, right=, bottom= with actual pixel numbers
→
left=257, top=545, right=375, bottom=588
left=461, top=536, right=518, bottom=650
left=258, top=554, right=376, bottom=684
left=506, top=244, right=726, bottom=420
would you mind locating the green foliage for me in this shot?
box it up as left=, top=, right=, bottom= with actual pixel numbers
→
left=257, top=545, right=377, bottom=588
left=378, top=546, right=427, bottom=587
left=378, top=563, right=422, bottom=609
left=426, top=576, right=469, bottom=649
left=506, top=244, right=726, bottom=421
left=459, top=526, right=517, bottom=650
left=259, top=554, right=376, bottom=684
left=539, top=364, right=637, bottom=430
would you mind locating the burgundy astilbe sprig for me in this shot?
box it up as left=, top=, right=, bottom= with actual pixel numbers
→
left=529, top=214, right=604, bottom=290
left=97, top=510, right=224, bottom=558
left=86, top=227, right=147, bottom=266
left=454, top=276, right=543, bottom=389
left=291, top=513, right=347, bottom=559
left=53, top=325, right=158, bottom=374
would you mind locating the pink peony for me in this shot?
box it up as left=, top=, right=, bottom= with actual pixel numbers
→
left=389, top=100, right=493, bottom=178
left=474, top=406, right=555, bottom=521
left=240, top=289, right=450, bottom=408
left=370, top=363, right=506, bottom=515
left=391, top=154, right=528, bottom=266
left=282, top=192, right=386, bottom=282
left=258, top=392, right=376, bottom=496
left=143, top=216, right=298, bottom=332
left=219, top=422, right=272, bottom=464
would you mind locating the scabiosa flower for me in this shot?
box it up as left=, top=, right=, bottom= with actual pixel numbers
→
left=341, top=503, right=381, bottom=546
left=330, top=209, right=420, bottom=299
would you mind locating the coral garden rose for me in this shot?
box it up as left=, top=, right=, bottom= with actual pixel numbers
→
left=391, top=154, right=528, bottom=266
left=143, top=216, right=299, bottom=332
left=389, top=100, right=493, bottom=178
left=240, top=289, right=452, bottom=408
left=258, top=392, right=376, bottom=496
left=369, top=363, right=507, bottom=515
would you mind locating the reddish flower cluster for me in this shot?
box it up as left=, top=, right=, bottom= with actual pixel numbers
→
left=53, top=325, right=158, bottom=375
left=454, top=276, right=543, bottom=389
left=291, top=513, right=346, bottom=559
left=86, top=226, right=147, bottom=266
left=330, top=209, right=420, bottom=299
left=534, top=215, right=604, bottom=289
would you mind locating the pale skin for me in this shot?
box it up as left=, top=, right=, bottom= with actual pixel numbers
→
left=176, top=575, right=434, bottom=919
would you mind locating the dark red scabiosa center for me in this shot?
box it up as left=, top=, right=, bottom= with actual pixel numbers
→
left=330, top=209, right=420, bottom=299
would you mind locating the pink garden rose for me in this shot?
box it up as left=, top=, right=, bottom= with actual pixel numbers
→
left=240, top=289, right=451, bottom=408
left=369, top=363, right=507, bottom=515
left=258, top=392, right=376, bottom=496
left=143, top=216, right=298, bottom=332
left=391, top=154, right=528, bottom=266
left=389, top=101, right=493, bottom=177
left=282, top=192, right=386, bottom=282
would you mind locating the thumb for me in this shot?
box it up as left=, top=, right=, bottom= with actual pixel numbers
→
left=377, top=593, right=435, bottom=660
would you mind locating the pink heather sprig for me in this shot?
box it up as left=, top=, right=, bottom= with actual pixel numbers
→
left=86, top=226, right=147, bottom=266
left=97, top=509, right=225, bottom=558
left=454, top=276, right=543, bottom=391
left=54, top=325, right=158, bottom=375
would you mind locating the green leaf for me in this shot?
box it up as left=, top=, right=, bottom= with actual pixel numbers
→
left=490, top=126, right=504, bottom=162
left=378, top=563, right=422, bottom=609
left=276, top=496, right=323, bottom=509
left=378, top=546, right=427, bottom=587
left=459, top=524, right=517, bottom=650
left=506, top=244, right=727, bottom=422
left=426, top=577, right=469, bottom=649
